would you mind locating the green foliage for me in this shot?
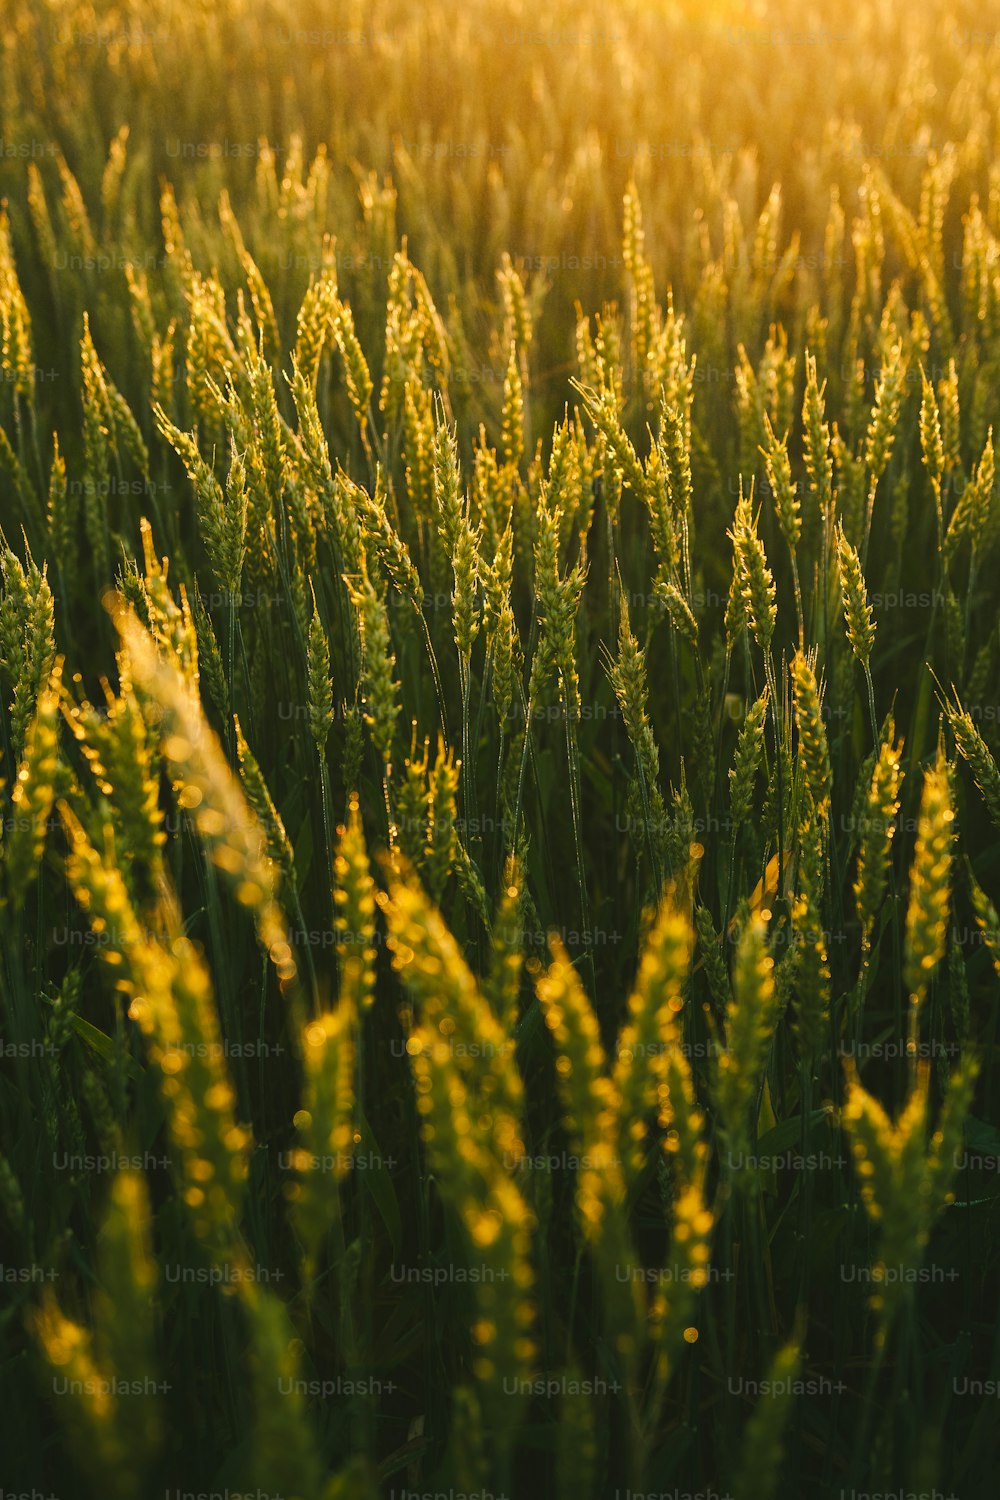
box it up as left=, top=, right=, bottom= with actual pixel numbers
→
left=1, top=3, right=1000, bottom=1498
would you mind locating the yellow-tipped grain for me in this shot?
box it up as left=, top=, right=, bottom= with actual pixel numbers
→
left=843, top=1056, right=977, bottom=1344
left=836, top=526, right=876, bottom=669
left=903, top=751, right=954, bottom=1012
left=791, top=650, right=831, bottom=815
left=855, top=725, right=904, bottom=939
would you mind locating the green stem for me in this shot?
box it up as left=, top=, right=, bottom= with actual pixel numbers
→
left=564, top=693, right=596, bottom=999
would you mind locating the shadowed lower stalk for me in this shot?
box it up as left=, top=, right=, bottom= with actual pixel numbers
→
left=512, top=608, right=541, bottom=845
left=460, top=656, right=473, bottom=836
left=564, top=694, right=596, bottom=999
left=789, top=550, right=804, bottom=652
left=226, top=596, right=237, bottom=745
left=764, top=652, right=786, bottom=910
left=415, top=601, right=450, bottom=754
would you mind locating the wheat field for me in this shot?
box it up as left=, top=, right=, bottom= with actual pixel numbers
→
left=2, top=1, right=1000, bottom=1496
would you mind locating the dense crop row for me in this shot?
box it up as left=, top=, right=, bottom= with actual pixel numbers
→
left=3, top=2, right=1000, bottom=1497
